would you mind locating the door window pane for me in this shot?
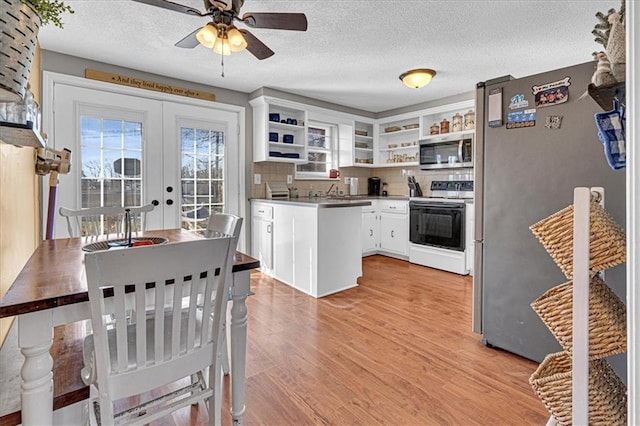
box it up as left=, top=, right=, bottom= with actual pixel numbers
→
left=80, top=115, right=144, bottom=235
left=180, top=126, right=225, bottom=234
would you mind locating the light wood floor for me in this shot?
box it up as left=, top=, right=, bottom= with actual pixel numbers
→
left=158, top=255, right=550, bottom=425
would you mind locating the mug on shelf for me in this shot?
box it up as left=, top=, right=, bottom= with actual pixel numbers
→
left=329, top=169, right=340, bottom=179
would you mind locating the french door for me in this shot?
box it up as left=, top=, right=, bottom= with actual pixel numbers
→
left=49, top=81, right=240, bottom=238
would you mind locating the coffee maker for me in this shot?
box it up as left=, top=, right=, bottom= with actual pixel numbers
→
left=368, top=177, right=381, bottom=196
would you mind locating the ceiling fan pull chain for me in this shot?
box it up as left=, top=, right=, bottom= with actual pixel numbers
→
left=221, top=38, right=225, bottom=77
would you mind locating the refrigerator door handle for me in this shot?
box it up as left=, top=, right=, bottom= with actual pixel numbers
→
left=458, top=139, right=464, bottom=162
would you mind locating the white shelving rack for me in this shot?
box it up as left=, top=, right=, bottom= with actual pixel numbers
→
left=570, top=186, right=603, bottom=425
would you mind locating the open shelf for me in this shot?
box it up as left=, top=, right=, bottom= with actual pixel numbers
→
left=0, top=121, right=45, bottom=148
left=588, top=82, right=625, bottom=111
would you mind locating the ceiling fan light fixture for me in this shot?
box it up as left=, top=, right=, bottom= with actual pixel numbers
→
left=213, top=35, right=231, bottom=56
left=399, top=68, right=436, bottom=89
left=196, top=23, right=218, bottom=49
left=227, top=27, right=247, bottom=52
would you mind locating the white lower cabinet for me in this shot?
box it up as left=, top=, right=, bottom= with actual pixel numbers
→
left=362, top=202, right=378, bottom=254
left=380, top=212, right=408, bottom=255
left=252, top=200, right=362, bottom=297
left=251, top=203, right=274, bottom=275
left=362, top=199, right=408, bottom=258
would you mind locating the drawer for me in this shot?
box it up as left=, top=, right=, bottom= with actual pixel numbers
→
left=252, top=203, right=273, bottom=219
left=379, top=200, right=408, bottom=214
left=361, top=200, right=377, bottom=213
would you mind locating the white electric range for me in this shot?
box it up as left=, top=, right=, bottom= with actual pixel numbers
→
left=408, top=181, right=474, bottom=275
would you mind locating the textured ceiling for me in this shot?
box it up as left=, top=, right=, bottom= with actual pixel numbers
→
left=38, top=0, right=613, bottom=113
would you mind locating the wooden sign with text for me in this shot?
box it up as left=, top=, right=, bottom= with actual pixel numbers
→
left=85, top=69, right=216, bottom=102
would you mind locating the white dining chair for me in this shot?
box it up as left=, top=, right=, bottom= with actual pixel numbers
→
left=123, top=203, right=156, bottom=235
left=81, top=237, right=235, bottom=425
left=204, top=213, right=243, bottom=375
left=59, top=206, right=125, bottom=240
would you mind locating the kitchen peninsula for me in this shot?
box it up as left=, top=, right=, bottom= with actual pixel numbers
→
left=251, top=197, right=371, bottom=297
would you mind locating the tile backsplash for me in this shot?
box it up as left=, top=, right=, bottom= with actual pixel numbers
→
left=251, top=162, right=473, bottom=198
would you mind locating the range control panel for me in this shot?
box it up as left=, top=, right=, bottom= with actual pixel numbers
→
left=430, top=180, right=474, bottom=192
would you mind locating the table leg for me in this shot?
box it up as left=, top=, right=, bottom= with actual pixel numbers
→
left=18, top=310, right=54, bottom=425
left=230, top=269, right=250, bottom=425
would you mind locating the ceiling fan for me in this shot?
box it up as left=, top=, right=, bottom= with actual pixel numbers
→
left=131, top=0, right=308, bottom=60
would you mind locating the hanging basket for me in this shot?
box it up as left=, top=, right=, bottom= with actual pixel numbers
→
left=0, top=0, right=42, bottom=102
left=529, top=200, right=626, bottom=279
left=531, top=274, right=626, bottom=359
left=530, top=352, right=627, bottom=426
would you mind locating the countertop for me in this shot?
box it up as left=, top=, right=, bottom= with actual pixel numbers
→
left=251, top=197, right=373, bottom=208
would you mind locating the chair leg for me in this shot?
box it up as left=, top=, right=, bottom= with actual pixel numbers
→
left=220, top=325, right=230, bottom=376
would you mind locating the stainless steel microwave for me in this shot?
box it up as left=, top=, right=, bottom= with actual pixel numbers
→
left=419, top=138, right=473, bottom=170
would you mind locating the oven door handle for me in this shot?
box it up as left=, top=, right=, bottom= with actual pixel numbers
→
left=410, top=202, right=465, bottom=210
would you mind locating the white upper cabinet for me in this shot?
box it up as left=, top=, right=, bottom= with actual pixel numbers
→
left=418, top=100, right=476, bottom=143
left=250, top=97, right=308, bottom=163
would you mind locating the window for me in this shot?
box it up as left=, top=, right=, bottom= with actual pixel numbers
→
left=295, top=122, right=337, bottom=179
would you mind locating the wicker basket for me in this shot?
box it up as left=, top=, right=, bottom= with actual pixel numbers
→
left=529, top=200, right=626, bottom=279
left=530, top=352, right=627, bottom=426
left=0, top=0, right=41, bottom=102
left=531, top=275, right=626, bottom=359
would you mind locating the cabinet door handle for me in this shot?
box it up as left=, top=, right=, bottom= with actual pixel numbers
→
left=369, top=229, right=373, bottom=236
left=267, top=224, right=272, bottom=233
left=391, top=230, right=394, bottom=238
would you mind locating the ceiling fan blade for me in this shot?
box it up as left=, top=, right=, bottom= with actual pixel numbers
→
left=239, top=30, right=275, bottom=60
left=241, top=13, right=308, bottom=31
left=175, top=28, right=201, bottom=48
left=131, top=0, right=206, bottom=17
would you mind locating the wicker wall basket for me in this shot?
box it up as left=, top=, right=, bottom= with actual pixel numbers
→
left=531, top=274, right=626, bottom=359
left=529, top=200, right=626, bottom=279
left=530, top=352, right=627, bottom=426
left=0, top=0, right=41, bottom=102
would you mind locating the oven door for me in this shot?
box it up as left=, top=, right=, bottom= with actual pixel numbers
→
left=409, top=202, right=465, bottom=251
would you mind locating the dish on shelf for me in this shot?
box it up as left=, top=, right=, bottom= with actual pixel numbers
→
left=355, top=130, right=368, bottom=136
left=387, top=143, right=398, bottom=149
left=355, top=158, right=373, bottom=164
left=384, top=126, right=401, bottom=133
left=401, top=142, right=412, bottom=147
left=403, top=124, right=419, bottom=130
left=282, top=153, right=300, bottom=159
left=269, top=151, right=282, bottom=157
left=355, top=142, right=369, bottom=148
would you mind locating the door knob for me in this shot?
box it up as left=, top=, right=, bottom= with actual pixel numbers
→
left=166, top=199, right=174, bottom=205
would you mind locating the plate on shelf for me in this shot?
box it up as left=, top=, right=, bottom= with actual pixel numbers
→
left=401, top=142, right=412, bottom=147
left=403, top=124, right=419, bottom=130
left=388, top=143, right=398, bottom=149
left=355, top=130, right=368, bottom=136
left=355, top=142, right=369, bottom=148
left=282, top=153, right=300, bottom=158
left=384, top=126, right=401, bottom=133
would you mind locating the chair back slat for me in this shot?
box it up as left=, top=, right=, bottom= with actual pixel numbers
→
left=113, top=285, right=128, bottom=372
left=171, top=276, right=184, bottom=358
left=135, top=282, right=147, bottom=367
left=84, top=237, right=234, bottom=403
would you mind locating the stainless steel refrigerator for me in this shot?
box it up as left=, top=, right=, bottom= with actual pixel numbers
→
left=472, top=61, right=627, bottom=368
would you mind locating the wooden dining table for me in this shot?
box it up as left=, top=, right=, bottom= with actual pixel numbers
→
left=0, top=229, right=259, bottom=425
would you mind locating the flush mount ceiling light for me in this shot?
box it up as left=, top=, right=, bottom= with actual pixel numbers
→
left=399, top=69, right=437, bottom=89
